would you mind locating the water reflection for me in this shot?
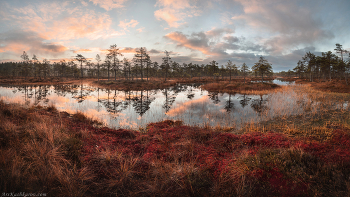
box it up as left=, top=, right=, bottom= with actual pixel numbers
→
left=208, top=92, right=221, bottom=104
left=163, top=89, right=177, bottom=113
left=239, top=94, right=251, bottom=108
left=100, top=89, right=127, bottom=115
left=251, top=95, right=268, bottom=114
left=273, top=79, right=295, bottom=85
left=1, top=81, right=344, bottom=130
left=251, top=79, right=295, bottom=85
left=132, top=90, right=155, bottom=117
left=224, top=94, right=234, bottom=113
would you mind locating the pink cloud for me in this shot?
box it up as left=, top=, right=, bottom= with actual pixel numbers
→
left=154, top=0, right=201, bottom=28
left=89, top=0, right=127, bottom=10
left=120, top=47, right=137, bottom=53
left=73, top=49, right=93, bottom=53
left=47, top=13, right=114, bottom=40
left=81, top=1, right=89, bottom=6
left=0, top=29, right=70, bottom=59
left=155, top=0, right=192, bottom=10
left=137, top=27, right=145, bottom=32
left=3, top=2, right=121, bottom=41
left=119, top=19, right=139, bottom=30
left=154, top=9, right=183, bottom=28
left=165, top=31, right=226, bottom=56
left=0, top=43, right=31, bottom=54
left=165, top=32, right=211, bottom=55
left=166, top=95, right=208, bottom=116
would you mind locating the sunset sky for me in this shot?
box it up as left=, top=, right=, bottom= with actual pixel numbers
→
left=0, top=0, right=349, bottom=71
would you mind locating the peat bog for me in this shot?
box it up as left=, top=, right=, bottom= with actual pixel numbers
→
left=1, top=78, right=350, bottom=196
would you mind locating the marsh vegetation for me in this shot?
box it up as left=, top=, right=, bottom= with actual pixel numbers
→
left=0, top=43, right=350, bottom=196
left=1, top=80, right=350, bottom=196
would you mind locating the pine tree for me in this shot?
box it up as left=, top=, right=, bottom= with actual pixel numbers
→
left=133, top=47, right=148, bottom=81
left=75, top=54, right=86, bottom=78
left=252, top=56, right=272, bottom=82
left=240, top=63, right=250, bottom=83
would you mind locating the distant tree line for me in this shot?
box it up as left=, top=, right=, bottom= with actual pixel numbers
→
left=0, top=44, right=274, bottom=81
left=286, top=43, right=350, bottom=85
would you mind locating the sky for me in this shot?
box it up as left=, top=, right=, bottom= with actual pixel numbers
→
left=0, top=0, right=349, bottom=72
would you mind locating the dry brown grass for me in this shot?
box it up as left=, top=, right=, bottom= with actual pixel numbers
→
left=240, top=83, right=350, bottom=140
left=0, top=102, right=93, bottom=196
left=201, top=81, right=280, bottom=95
left=295, top=79, right=350, bottom=93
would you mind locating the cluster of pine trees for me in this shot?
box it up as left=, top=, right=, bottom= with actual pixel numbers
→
left=279, top=43, right=350, bottom=85
left=0, top=44, right=275, bottom=82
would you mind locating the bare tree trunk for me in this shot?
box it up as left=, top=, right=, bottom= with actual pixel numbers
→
left=309, top=71, right=312, bottom=82
left=345, top=72, right=348, bottom=86
left=141, top=57, right=143, bottom=81
left=80, top=62, right=83, bottom=78
left=229, top=70, right=232, bottom=81
left=114, top=69, right=117, bottom=81
left=108, top=66, right=110, bottom=81
left=128, top=66, right=131, bottom=81
left=97, top=65, right=100, bottom=81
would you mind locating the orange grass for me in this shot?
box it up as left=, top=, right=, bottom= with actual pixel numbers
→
left=295, top=79, right=350, bottom=93
left=201, top=81, right=280, bottom=95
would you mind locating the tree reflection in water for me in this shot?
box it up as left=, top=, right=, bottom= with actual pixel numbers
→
left=250, top=95, right=269, bottom=115
left=132, top=90, right=155, bottom=116
left=186, top=85, right=195, bottom=100
left=163, top=88, right=177, bottom=113
left=100, top=89, right=127, bottom=115
left=224, top=94, right=235, bottom=113
left=239, top=94, right=251, bottom=108
left=0, top=83, right=280, bottom=129
left=208, top=92, right=220, bottom=104
left=13, top=85, right=51, bottom=105
left=72, top=83, right=94, bottom=103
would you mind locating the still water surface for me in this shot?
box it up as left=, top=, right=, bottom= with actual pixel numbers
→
left=0, top=79, right=302, bottom=129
